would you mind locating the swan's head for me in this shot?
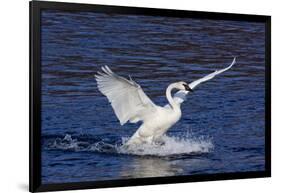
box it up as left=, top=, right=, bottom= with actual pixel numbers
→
left=175, top=81, right=193, bottom=92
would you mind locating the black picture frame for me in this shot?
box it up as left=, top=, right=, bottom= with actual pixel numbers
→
left=29, top=1, right=271, bottom=192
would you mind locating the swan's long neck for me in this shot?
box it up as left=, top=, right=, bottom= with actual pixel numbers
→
left=166, top=83, right=180, bottom=110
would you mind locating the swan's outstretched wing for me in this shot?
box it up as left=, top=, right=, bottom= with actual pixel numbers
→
left=95, top=66, right=156, bottom=125
left=173, top=57, right=236, bottom=104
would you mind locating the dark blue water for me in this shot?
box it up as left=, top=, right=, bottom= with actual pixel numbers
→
left=41, top=10, right=265, bottom=184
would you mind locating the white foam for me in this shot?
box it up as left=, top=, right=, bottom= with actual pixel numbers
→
left=49, top=133, right=214, bottom=157
left=117, top=134, right=214, bottom=156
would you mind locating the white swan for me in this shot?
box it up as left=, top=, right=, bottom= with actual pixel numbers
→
left=95, top=58, right=236, bottom=146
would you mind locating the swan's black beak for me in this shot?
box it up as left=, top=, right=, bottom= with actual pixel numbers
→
left=184, top=84, right=193, bottom=92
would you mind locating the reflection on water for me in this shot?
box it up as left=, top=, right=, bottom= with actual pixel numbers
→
left=41, top=10, right=266, bottom=183
left=121, top=157, right=183, bottom=178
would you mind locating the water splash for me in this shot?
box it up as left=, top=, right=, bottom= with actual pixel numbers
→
left=48, top=134, right=91, bottom=151
left=118, top=135, right=213, bottom=156
left=47, top=133, right=213, bottom=157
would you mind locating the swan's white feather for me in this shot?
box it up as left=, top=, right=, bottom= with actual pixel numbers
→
left=172, top=57, right=236, bottom=105
left=95, top=66, right=156, bottom=125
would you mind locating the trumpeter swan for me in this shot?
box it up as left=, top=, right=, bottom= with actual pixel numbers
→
left=95, top=58, right=236, bottom=146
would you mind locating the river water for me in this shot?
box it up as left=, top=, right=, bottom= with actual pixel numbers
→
left=41, top=10, right=265, bottom=183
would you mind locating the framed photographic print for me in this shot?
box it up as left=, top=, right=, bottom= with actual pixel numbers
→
left=30, top=1, right=271, bottom=192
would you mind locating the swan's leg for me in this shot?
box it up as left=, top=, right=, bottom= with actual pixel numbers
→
left=153, top=135, right=166, bottom=145
left=125, top=132, right=142, bottom=146
left=125, top=124, right=153, bottom=146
